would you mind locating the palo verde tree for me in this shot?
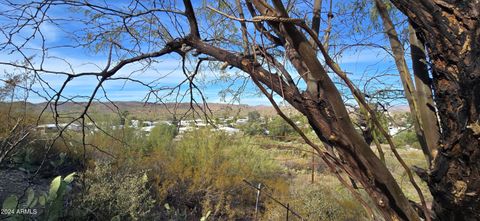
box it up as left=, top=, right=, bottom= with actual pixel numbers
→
left=0, top=0, right=478, bottom=220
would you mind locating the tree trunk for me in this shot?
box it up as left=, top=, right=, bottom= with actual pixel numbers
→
left=389, top=1, right=480, bottom=220
left=250, top=1, right=421, bottom=219
left=183, top=0, right=479, bottom=219
left=374, top=0, right=435, bottom=164
left=408, top=24, right=441, bottom=164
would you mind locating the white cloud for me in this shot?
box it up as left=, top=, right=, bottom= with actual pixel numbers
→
left=39, top=22, right=62, bottom=43
left=336, top=47, right=391, bottom=65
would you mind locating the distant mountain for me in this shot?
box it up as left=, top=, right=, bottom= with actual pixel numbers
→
left=1, top=101, right=408, bottom=121
left=1, top=101, right=283, bottom=120
left=387, top=105, right=410, bottom=113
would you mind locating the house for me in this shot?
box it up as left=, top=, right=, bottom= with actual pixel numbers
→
left=130, top=120, right=140, bottom=128
left=388, top=126, right=406, bottom=136
left=36, top=123, right=82, bottom=133
left=141, top=125, right=156, bottom=133
left=235, top=118, right=248, bottom=125
left=61, top=123, right=82, bottom=132
left=142, top=121, right=154, bottom=127
left=214, top=126, right=240, bottom=135
left=179, top=126, right=193, bottom=134
left=36, top=124, right=60, bottom=133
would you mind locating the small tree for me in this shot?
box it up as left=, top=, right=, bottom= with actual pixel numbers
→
left=247, top=111, right=261, bottom=122
left=267, top=117, right=295, bottom=140
left=147, top=124, right=177, bottom=151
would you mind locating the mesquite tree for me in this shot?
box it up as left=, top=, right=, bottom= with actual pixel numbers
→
left=388, top=1, right=480, bottom=220
left=0, top=0, right=478, bottom=220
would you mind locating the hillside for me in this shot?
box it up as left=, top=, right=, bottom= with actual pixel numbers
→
left=0, top=101, right=289, bottom=121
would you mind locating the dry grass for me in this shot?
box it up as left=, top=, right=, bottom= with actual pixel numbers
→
left=381, top=146, right=432, bottom=203
left=258, top=137, right=432, bottom=220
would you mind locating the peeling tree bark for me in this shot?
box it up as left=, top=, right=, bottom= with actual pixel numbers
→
left=388, top=0, right=480, bottom=220
left=250, top=1, right=421, bottom=220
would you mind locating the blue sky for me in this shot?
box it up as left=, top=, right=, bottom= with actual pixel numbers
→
left=0, top=1, right=408, bottom=106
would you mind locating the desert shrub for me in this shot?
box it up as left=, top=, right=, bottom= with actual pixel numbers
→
left=26, top=121, right=288, bottom=220
left=83, top=123, right=147, bottom=164
left=264, top=179, right=368, bottom=221
left=7, top=132, right=85, bottom=177
left=267, top=117, right=296, bottom=140
left=69, top=161, right=155, bottom=220
left=393, top=129, right=420, bottom=149
left=247, top=111, right=261, bottom=122
left=145, top=124, right=177, bottom=152
left=242, top=121, right=266, bottom=136
left=141, top=129, right=288, bottom=220
left=0, top=104, right=39, bottom=167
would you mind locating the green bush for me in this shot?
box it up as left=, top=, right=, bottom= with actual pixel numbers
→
left=9, top=134, right=84, bottom=176
left=142, top=129, right=287, bottom=220
left=267, top=117, right=296, bottom=140
left=242, top=122, right=266, bottom=136
left=146, top=124, right=177, bottom=152
left=393, top=129, right=420, bottom=149
left=69, top=161, right=155, bottom=220
left=247, top=111, right=261, bottom=122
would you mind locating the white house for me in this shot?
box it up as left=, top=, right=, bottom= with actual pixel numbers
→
left=235, top=118, right=248, bottom=125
